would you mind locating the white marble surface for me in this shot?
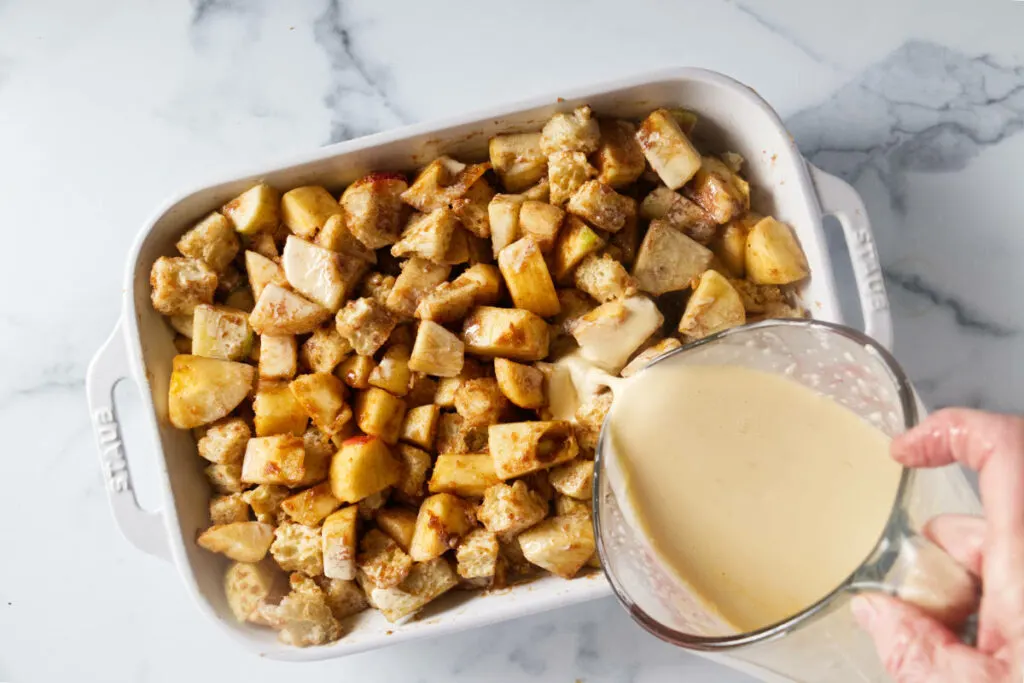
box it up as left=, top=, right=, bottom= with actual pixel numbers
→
left=1, top=0, right=1022, bottom=681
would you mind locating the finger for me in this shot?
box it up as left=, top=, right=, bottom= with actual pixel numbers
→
left=924, top=514, right=986, bottom=576
left=852, top=593, right=1007, bottom=683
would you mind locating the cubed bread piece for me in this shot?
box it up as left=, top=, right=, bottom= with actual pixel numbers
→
left=548, top=151, right=595, bottom=206
left=489, top=421, right=578, bottom=479
left=282, top=235, right=359, bottom=312
left=206, top=463, right=245, bottom=494
left=209, top=493, right=250, bottom=524
left=282, top=482, right=342, bottom=526
left=386, top=257, right=451, bottom=318
left=335, top=297, right=397, bottom=356
left=489, top=132, right=547, bottom=192
left=191, top=305, right=253, bottom=361
left=198, top=521, right=274, bottom=562
left=636, top=109, right=702, bottom=190
left=551, top=215, right=606, bottom=284
left=566, top=181, right=635, bottom=233
left=454, top=378, right=509, bottom=427
left=409, top=320, right=465, bottom=378
left=298, top=427, right=333, bottom=487
left=337, top=354, right=377, bottom=389
left=640, top=186, right=717, bottom=244
left=434, top=357, right=485, bottom=408
left=518, top=514, right=595, bottom=579
left=710, top=213, right=761, bottom=278
left=456, top=529, right=500, bottom=579
left=573, top=389, right=613, bottom=452
left=242, top=435, right=306, bottom=486
left=244, top=250, right=286, bottom=301
left=301, top=325, right=352, bottom=375
left=429, top=453, right=500, bottom=498
left=250, top=284, right=331, bottom=335
left=177, top=212, right=240, bottom=272
left=322, top=506, right=359, bottom=580
left=408, top=493, right=476, bottom=561
left=462, top=306, right=549, bottom=362
left=548, top=459, right=594, bottom=500
left=340, top=172, right=409, bottom=249
left=224, top=560, right=287, bottom=623
left=620, top=337, right=682, bottom=378
left=265, top=574, right=342, bottom=647
left=197, top=417, right=251, bottom=464
left=594, top=119, right=645, bottom=188
left=632, top=220, right=713, bottom=295
left=415, top=263, right=502, bottom=323
left=684, top=156, right=750, bottom=224
left=168, top=355, right=254, bottom=429
left=329, top=436, right=402, bottom=503
left=357, top=529, right=413, bottom=589
left=244, top=484, right=290, bottom=524
left=361, top=556, right=458, bottom=623
left=316, top=213, right=377, bottom=264
left=254, top=380, right=309, bottom=437
left=354, top=388, right=406, bottom=444
left=573, top=253, right=636, bottom=303
left=368, top=344, right=411, bottom=396
left=400, top=157, right=490, bottom=212
left=450, top=178, right=496, bottom=238
left=493, top=358, right=545, bottom=409
left=399, top=404, right=440, bottom=452
left=487, top=194, right=524, bottom=258
left=477, top=481, right=547, bottom=538
left=569, top=296, right=664, bottom=373
left=744, top=216, right=809, bottom=285
left=359, top=271, right=397, bottom=306
left=394, top=444, right=432, bottom=502
left=150, top=256, right=217, bottom=316
left=271, top=522, right=324, bottom=576
left=320, top=577, right=370, bottom=620
left=221, top=183, right=280, bottom=235
left=391, top=207, right=458, bottom=262
left=678, top=269, right=746, bottom=340
left=540, top=106, right=600, bottom=155
left=281, top=186, right=342, bottom=239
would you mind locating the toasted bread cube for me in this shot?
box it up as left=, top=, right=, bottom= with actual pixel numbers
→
left=242, top=435, right=306, bottom=486
left=409, top=321, right=465, bottom=378
left=450, top=178, right=495, bottom=238
left=191, top=304, right=253, bottom=361
left=329, top=436, right=402, bottom=503
left=415, top=263, right=502, bottom=323
left=300, top=326, right=350, bottom=375
left=281, top=482, right=342, bottom=526
left=551, top=215, right=606, bottom=283
left=254, top=380, right=308, bottom=436
left=477, top=481, right=547, bottom=538
left=168, top=355, right=254, bottom=429
left=711, top=213, right=760, bottom=278
left=518, top=514, right=594, bottom=579
left=636, top=109, right=702, bottom=190
left=392, top=443, right=432, bottom=503
left=547, top=151, right=595, bottom=206
left=620, top=337, right=682, bottom=377
left=733, top=279, right=803, bottom=320
left=633, top=220, right=713, bottom=295
left=359, top=488, right=394, bottom=522
left=335, top=297, right=397, bottom=357
left=362, top=556, right=458, bottom=623
left=340, top=172, right=409, bottom=249
left=401, top=157, right=490, bottom=212
left=222, top=183, right=280, bottom=235
left=321, top=578, right=369, bottom=620
left=150, top=256, right=217, bottom=316
left=685, top=156, right=750, bottom=224
left=354, top=388, right=407, bottom=444
left=316, top=213, right=377, bottom=263
left=570, top=295, right=664, bottom=373
left=573, top=390, right=613, bottom=451
left=399, top=404, right=440, bottom=451
left=640, top=186, right=717, bottom=244
left=409, top=493, right=476, bottom=561
left=368, top=345, right=411, bottom=396
left=745, top=216, right=810, bottom=285
left=489, top=132, right=547, bottom=192
left=205, top=463, right=244, bottom=494
left=566, top=180, right=635, bottom=233
left=518, top=201, right=565, bottom=253
left=493, top=358, right=545, bottom=409
left=289, top=373, right=351, bottom=436
left=454, top=378, right=509, bottom=427
left=321, top=506, right=359, bottom=580
left=177, top=212, right=239, bottom=272
left=429, top=453, right=500, bottom=498
left=299, top=426, right=335, bottom=482
left=198, top=521, right=274, bottom=562
left=678, top=269, right=746, bottom=340
left=462, top=306, right=549, bottom=362
left=540, top=106, right=600, bottom=155
left=359, top=271, right=396, bottom=306
left=456, top=529, right=500, bottom=579
left=250, top=284, right=331, bottom=335
left=195, top=417, right=249, bottom=465
left=282, top=235, right=354, bottom=312
left=357, top=529, right=413, bottom=589
left=391, top=207, right=458, bottom=262
left=385, top=257, right=450, bottom=319
left=573, top=253, right=635, bottom=303
left=243, top=484, right=289, bottom=524
left=487, top=194, right=524, bottom=258
left=489, top=421, right=578, bottom=480
left=271, top=522, right=324, bottom=576
left=244, top=250, right=286, bottom=301
left=265, top=574, right=341, bottom=646
left=224, top=560, right=287, bottom=623
left=555, top=494, right=592, bottom=518
left=210, top=493, right=250, bottom=524
left=335, top=355, right=375, bottom=391
left=548, top=459, right=594, bottom=500
left=281, top=186, right=341, bottom=239
left=593, top=119, right=644, bottom=188
left=375, top=508, right=418, bottom=552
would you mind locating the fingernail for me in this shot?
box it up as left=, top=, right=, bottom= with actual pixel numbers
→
left=851, top=595, right=877, bottom=628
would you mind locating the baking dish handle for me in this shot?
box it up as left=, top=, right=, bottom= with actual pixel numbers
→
left=808, top=164, right=894, bottom=350
left=86, top=319, right=170, bottom=561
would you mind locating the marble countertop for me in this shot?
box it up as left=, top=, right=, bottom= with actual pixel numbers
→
left=1, top=0, right=1022, bottom=681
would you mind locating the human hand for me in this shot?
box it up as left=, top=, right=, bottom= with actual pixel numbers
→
left=851, top=408, right=1024, bottom=682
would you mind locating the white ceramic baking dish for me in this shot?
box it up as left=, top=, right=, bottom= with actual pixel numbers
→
left=85, top=67, right=893, bottom=661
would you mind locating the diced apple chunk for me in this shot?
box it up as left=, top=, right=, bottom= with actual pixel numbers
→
left=745, top=216, right=810, bottom=285
left=636, top=109, right=702, bottom=190
left=570, top=296, right=664, bottom=373
left=409, top=321, right=465, bottom=378
left=168, top=355, right=254, bottom=429
left=198, top=522, right=275, bottom=562
left=281, top=186, right=342, bottom=239
left=678, top=269, right=747, bottom=340
left=632, top=220, right=713, bottom=295
left=250, top=283, right=331, bottom=335
left=329, top=436, right=402, bottom=504
left=222, top=183, right=280, bottom=235
left=489, top=133, right=547, bottom=192
left=282, top=235, right=354, bottom=311
left=518, top=514, right=594, bottom=579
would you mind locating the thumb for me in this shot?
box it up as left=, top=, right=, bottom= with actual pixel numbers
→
left=851, top=594, right=1006, bottom=683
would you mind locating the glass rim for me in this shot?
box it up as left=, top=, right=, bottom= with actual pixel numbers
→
left=591, top=318, right=918, bottom=651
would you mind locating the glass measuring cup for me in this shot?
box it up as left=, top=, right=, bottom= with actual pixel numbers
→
left=593, top=319, right=982, bottom=683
